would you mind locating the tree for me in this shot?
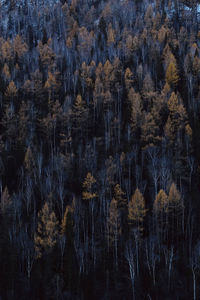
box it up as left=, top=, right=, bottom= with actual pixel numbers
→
left=114, top=184, right=127, bottom=212
left=38, top=40, right=55, bottom=66
left=141, top=112, right=161, bottom=148
left=165, top=92, right=187, bottom=144
left=60, top=204, right=75, bottom=283
left=192, top=56, right=200, bottom=76
left=71, top=94, right=89, bottom=138
left=128, top=188, right=146, bottom=235
left=1, top=39, right=13, bottom=62
left=77, top=27, right=94, bottom=61
left=107, top=198, right=121, bottom=266
left=125, top=68, right=134, bottom=90
left=5, top=81, right=17, bottom=99
left=2, top=63, right=10, bottom=79
left=0, top=186, right=11, bottom=214
left=153, top=189, right=168, bottom=241
left=13, top=35, right=28, bottom=58
left=103, top=59, right=114, bottom=91
left=125, top=34, right=138, bottom=59
left=128, top=88, right=142, bottom=135
left=44, top=71, right=60, bottom=101
left=61, top=205, right=74, bottom=236
left=107, top=184, right=127, bottom=247
left=24, top=146, right=35, bottom=175
left=107, top=23, right=115, bottom=45
left=82, top=172, right=97, bottom=201
left=168, top=183, right=183, bottom=214
left=34, top=202, right=58, bottom=258
left=167, top=183, right=184, bottom=244
left=166, top=61, right=179, bottom=88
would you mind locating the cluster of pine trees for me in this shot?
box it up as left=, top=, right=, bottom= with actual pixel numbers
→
left=0, top=0, right=200, bottom=299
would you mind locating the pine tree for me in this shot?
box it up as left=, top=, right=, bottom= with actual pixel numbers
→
left=107, top=23, right=115, bottom=45
left=107, top=198, right=121, bottom=266
left=82, top=173, right=97, bottom=201
left=34, top=202, right=58, bottom=258
left=141, top=112, right=161, bottom=148
left=128, top=188, right=146, bottom=235
left=112, top=184, right=127, bottom=237
left=167, top=183, right=184, bottom=244
left=2, top=63, right=10, bottom=79
left=61, top=203, right=75, bottom=288
left=0, top=186, right=11, bottom=214
left=153, top=189, right=168, bottom=240
left=154, top=189, right=168, bottom=213
left=71, top=94, right=88, bottom=137
left=13, top=34, right=28, bottom=58
left=24, top=146, right=35, bottom=174
left=125, top=68, right=134, bottom=90
left=114, top=184, right=127, bottom=211
left=165, top=92, right=187, bottom=144
left=1, top=39, right=13, bottom=62
left=168, top=183, right=183, bottom=214
left=166, top=61, right=179, bottom=88
left=5, top=81, right=17, bottom=98
left=61, top=204, right=74, bottom=237
left=128, top=88, right=142, bottom=135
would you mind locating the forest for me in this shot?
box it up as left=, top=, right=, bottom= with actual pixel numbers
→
left=0, top=0, right=200, bottom=299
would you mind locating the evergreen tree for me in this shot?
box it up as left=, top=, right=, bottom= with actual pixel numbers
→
left=34, top=202, right=58, bottom=258
left=166, top=61, right=179, bottom=88
left=82, top=173, right=97, bottom=201
left=128, top=188, right=146, bottom=236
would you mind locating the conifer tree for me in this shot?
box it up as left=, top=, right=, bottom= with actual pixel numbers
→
left=107, top=198, right=121, bottom=266
left=165, top=92, right=187, bottom=144
left=167, top=183, right=184, bottom=244
left=5, top=81, right=17, bottom=98
left=128, top=188, right=146, bottom=235
left=107, top=23, right=115, bottom=45
left=24, top=146, right=35, bottom=174
left=125, top=68, right=134, bottom=90
left=112, top=184, right=127, bottom=237
left=34, top=202, right=58, bottom=258
left=0, top=186, right=11, bottom=214
left=71, top=94, right=88, bottom=137
left=166, top=61, right=179, bottom=88
left=153, top=189, right=168, bottom=241
left=114, top=184, right=126, bottom=211
left=13, top=35, right=28, bottom=58
left=128, top=88, right=142, bottom=135
left=82, top=173, right=97, bottom=201
left=2, top=63, right=10, bottom=79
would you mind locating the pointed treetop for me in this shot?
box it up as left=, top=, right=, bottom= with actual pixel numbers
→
left=154, top=189, right=168, bottom=213
left=82, top=172, right=97, bottom=201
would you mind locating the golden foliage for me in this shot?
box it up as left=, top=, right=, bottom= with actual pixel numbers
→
left=154, top=189, right=168, bottom=214
left=13, top=35, right=28, bottom=57
left=185, top=124, right=192, bottom=137
left=1, top=39, right=13, bottom=61
left=166, top=61, right=179, bottom=88
left=2, top=63, right=10, bottom=79
left=82, top=172, right=97, bottom=200
left=5, top=81, right=17, bottom=98
left=125, top=68, right=134, bottom=90
left=128, top=188, right=146, bottom=224
left=38, top=41, right=55, bottom=65
left=34, top=202, right=58, bottom=258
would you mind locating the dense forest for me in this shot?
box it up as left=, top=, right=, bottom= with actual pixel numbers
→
left=1, top=0, right=200, bottom=299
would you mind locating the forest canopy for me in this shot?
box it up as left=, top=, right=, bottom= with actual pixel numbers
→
left=0, top=0, right=200, bottom=299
